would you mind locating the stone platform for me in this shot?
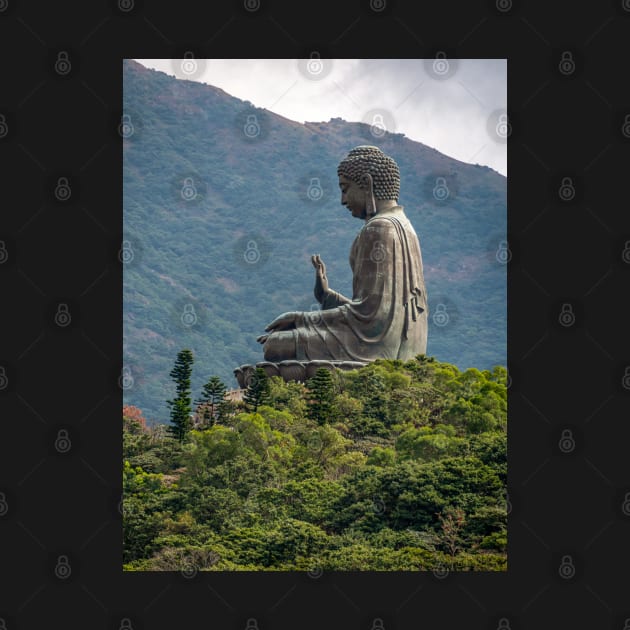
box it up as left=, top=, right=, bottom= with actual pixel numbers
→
left=234, top=360, right=368, bottom=388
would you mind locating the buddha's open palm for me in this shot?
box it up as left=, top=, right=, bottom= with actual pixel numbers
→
left=312, top=254, right=329, bottom=304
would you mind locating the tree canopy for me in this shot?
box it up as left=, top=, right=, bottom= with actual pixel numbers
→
left=123, top=356, right=507, bottom=571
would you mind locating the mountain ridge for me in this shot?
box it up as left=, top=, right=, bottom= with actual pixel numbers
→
left=123, top=59, right=506, bottom=424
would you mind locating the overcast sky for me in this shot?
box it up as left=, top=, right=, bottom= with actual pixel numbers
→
left=135, top=58, right=507, bottom=177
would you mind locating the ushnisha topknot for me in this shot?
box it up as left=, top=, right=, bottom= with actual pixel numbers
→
left=337, top=145, right=400, bottom=201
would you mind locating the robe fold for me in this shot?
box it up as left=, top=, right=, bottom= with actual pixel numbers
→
left=276, top=205, right=428, bottom=362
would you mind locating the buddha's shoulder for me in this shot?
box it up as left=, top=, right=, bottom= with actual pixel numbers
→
left=365, top=209, right=408, bottom=230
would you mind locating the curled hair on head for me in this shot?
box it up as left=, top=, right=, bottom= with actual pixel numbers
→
left=337, top=145, right=400, bottom=201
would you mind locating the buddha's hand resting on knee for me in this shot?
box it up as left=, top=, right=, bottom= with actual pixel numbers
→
left=265, top=311, right=300, bottom=332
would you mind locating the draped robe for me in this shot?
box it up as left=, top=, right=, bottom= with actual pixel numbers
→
left=264, top=205, right=428, bottom=362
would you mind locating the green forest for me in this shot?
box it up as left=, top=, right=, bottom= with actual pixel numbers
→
left=123, top=353, right=507, bottom=572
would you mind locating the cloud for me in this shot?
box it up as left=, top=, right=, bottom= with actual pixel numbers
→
left=134, top=58, right=507, bottom=176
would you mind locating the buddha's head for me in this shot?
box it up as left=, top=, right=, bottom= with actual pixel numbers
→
left=337, top=146, right=400, bottom=219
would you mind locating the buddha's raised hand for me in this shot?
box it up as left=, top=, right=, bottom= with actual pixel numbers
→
left=311, top=254, right=329, bottom=304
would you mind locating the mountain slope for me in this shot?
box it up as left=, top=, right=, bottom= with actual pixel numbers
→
left=123, top=59, right=506, bottom=424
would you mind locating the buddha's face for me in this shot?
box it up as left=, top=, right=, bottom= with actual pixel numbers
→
left=338, top=174, right=367, bottom=220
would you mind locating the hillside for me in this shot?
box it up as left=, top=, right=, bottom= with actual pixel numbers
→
left=123, top=357, right=507, bottom=571
left=122, top=59, right=507, bottom=424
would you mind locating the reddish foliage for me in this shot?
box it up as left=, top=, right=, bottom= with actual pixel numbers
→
left=123, top=405, right=148, bottom=432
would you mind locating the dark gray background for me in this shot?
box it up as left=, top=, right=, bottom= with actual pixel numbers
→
left=1, top=0, right=629, bottom=628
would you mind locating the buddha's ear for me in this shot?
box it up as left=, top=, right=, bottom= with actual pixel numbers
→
left=359, top=172, right=373, bottom=192
left=361, top=173, right=377, bottom=217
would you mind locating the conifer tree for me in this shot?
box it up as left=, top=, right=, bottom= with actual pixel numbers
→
left=195, top=375, right=227, bottom=427
left=166, top=349, right=194, bottom=442
left=307, top=367, right=338, bottom=425
left=243, top=367, right=270, bottom=412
